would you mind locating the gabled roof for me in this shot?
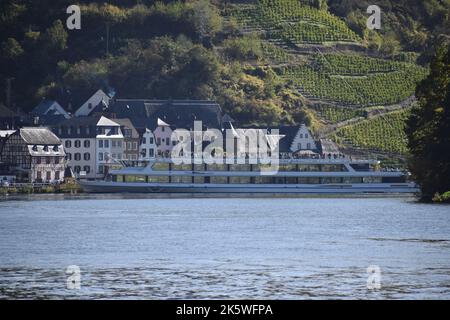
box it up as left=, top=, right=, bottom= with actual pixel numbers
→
left=19, top=127, right=62, bottom=145
left=32, top=100, right=62, bottom=115
left=97, top=116, right=119, bottom=127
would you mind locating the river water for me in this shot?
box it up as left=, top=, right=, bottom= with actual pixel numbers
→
left=0, top=194, right=449, bottom=299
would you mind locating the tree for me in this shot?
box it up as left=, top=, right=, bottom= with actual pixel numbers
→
left=405, top=42, right=450, bottom=201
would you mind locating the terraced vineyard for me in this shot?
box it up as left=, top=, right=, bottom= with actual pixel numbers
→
left=312, top=104, right=366, bottom=124
left=228, top=0, right=360, bottom=45
left=331, top=109, right=411, bottom=154
left=278, top=54, right=428, bottom=106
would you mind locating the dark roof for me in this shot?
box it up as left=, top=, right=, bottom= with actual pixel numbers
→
left=19, top=128, right=62, bottom=145
left=34, top=115, right=68, bottom=126
left=237, top=125, right=300, bottom=153
left=0, top=104, right=15, bottom=117
left=32, top=100, right=58, bottom=115
left=52, top=116, right=102, bottom=138
left=114, top=118, right=139, bottom=139
left=107, top=100, right=222, bottom=130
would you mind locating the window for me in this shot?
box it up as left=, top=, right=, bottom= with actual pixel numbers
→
left=86, top=127, right=91, bottom=135
left=112, top=140, right=116, bottom=148
left=77, top=127, right=81, bottom=135
left=46, top=157, right=51, bottom=165
left=84, top=153, right=90, bottom=161
left=74, top=166, right=81, bottom=174
left=166, top=139, right=170, bottom=146
left=37, top=157, right=41, bottom=164
left=142, top=149, right=147, bottom=157
left=98, top=165, right=104, bottom=174
left=88, top=103, right=92, bottom=109
left=83, top=166, right=90, bottom=174
left=305, top=134, right=309, bottom=138
left=162, top=127, right=165, bottom=132
left=117, top=141, right=121, bottom=148
left=98, top=140, right=103, bottom=148
left=65, top=140, right=72, bottom=149
left=46, top=171, right=51, bottom=181
left=112, top=154, right=116, bottom=159
left=55, top=171, right=60, bottom=180
left=133, top=142, right=138, bottom=150
left=75, top=140, right=81, bottom=148
left=157, top=138, right=161, bottom=145
left=84, top=140, right=90, bottom=148
left=117, top=154, right=122, bottom=160
left=75, top=153, right=81, bottom=161
left=37, top=171, right=42, bottom=181
left=149, top=149, right=154, bottom=157
left=66, top=153, right=72, bottom=161
left=307, top=143, right=311, bottom=149
left=150, top=137, right=154, bottom=144
left=99, top=153, right=104, bottom=161
left=142, top=137, right=147, bottom=145
left=298, top=143, right=302, bottom=150
left=104, top=140, right=109, bottom=148
left=300, top=134, right=304, bottom=138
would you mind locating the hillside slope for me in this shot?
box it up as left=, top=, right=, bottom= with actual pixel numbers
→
left=1, top=0, right=448, bottom=161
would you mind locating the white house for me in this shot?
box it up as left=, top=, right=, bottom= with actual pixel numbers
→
left=52, top=117, right=99, bottom=179
left=139, top=128, right=157, bottom=161
left=290, top=124, right=317, bottom=152
left=74, top=89, right=113, bottom=117
left=96, top=116, right=124, bottom=176
left=154, top=118, right=174, bottom=158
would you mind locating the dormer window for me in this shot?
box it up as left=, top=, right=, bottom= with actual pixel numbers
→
left=53, top=146, right=59, bottom=152
left=32, top=145, right=38, bottom=152
left=43, top=146, right=49, bottom=152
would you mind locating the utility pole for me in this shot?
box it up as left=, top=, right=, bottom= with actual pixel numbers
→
left=106, top=22, right=110, bottom=56
left=5, top=78, right=15, bottom=129
left=5, top=78, right=14, bottom=110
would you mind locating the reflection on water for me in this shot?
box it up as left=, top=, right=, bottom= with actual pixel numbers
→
left=0, top=195, right=449, bottom=299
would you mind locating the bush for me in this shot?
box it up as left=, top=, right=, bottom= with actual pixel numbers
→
left=433, top=192, right=450, bottom=203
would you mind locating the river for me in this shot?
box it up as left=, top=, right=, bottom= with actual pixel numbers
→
left=0, top=195, right=449, bottom=299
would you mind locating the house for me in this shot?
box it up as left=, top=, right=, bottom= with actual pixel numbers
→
left=0, top=128, right=65, bottom=183
left=52, top=116, right=100, bottom=179
left=74, top=89, right=115, bottom=117
left=96, top=116, right=124, bottom=176
left=32, top=100, right=71, bottom=119
left=114, top=118, right=140, bottom=162
left=153, top=118, right=175, bottom=158
left=289, top=124, right=318, bottom=153
left=103, top=99, right=222, bottom=132
left=139, top=129, right=157, bottom=161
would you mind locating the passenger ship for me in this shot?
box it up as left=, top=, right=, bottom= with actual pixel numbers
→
left=79, top=158, right=419, bottom=194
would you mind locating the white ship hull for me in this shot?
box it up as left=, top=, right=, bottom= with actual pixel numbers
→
left=79, top=180, right=419, bottom=194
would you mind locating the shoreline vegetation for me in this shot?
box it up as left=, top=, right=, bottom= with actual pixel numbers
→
left=0, top=181, right=82, bottom=196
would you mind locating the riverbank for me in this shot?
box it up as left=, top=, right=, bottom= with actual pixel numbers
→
left=0, top=181, right=82, bottom=195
